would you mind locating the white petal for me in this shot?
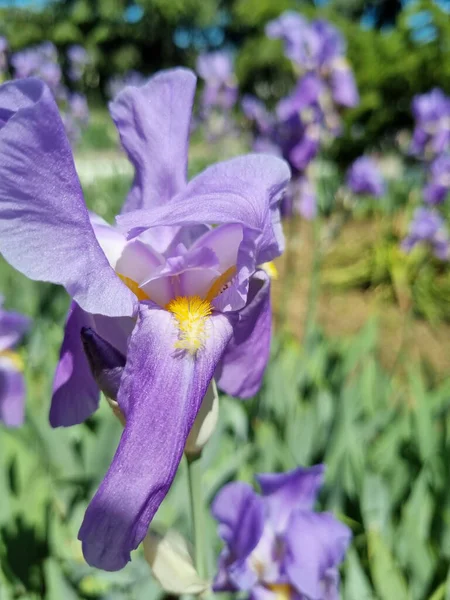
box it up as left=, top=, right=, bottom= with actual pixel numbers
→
left=143, top=529, right=209, bottom=595
left=185, top=380, right=219, bottom=458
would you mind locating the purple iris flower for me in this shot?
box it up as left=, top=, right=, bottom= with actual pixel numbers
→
left=69, top=92, right=89, bottom=125
left=67, top=45, right=90, bottom=81
left=346, top=156, right=385, bottom=198
left=266, top=13, right=359, bottom=111
left=212, top=465, right=351, bottom=599
left=423, top=154, right=450, bottom=204
left=402, top=207, right=449, bottom=260
left=196, top=51, right=238, bottom=113
left=0, top=70, right=290, bottom=570
left=0, top=298, right=30, bottom=427
left=11, top=48, right=41, bottom=79
left=0, top=36, right=8, bottom=74
left=410, top=89, right=450, bottom=158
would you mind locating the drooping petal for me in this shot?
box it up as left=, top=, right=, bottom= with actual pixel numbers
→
left=0, top=364, right=25, bottom=427
left=78, top=302, right=232, bottom=571
left=256, top=464, right=325, bottom=531
left=117, top=154, right=291, bottom=264
left=0, top=78, right=136, bottom=317
left=0, top=308, right=30, bottom=351
left=50, top=302, right=100, bottom=427
left=110, top=68, right=196, bottom=212
left=216, top=271, right=271, bottom=398
left=283, top=510, right=351, bottom=599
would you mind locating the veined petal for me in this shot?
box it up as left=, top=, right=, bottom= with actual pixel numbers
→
left=216, top=271, right=271, bottom=397
left=0, top=78, right=136, bottom=317
left=117, top=154, right=291, bottom=263
left=78, top=302, right=232, bottom=571
left=256, top=465, right=325, bottom=532
left=110, top=68, right=196, bottom=212
left=50, top=302, right=100, bottom=427
left=0, top=363, right=25, bottom=427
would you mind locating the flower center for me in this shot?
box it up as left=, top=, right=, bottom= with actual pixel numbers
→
left=166, top=296, right=212, bottom=355
left=267, top=584, right=292, bottom=600
left=117, top=273, right=150, bottom=301
left=0, top=350, right=24, bottom=371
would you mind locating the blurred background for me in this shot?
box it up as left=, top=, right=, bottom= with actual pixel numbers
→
left=1, top=0, right=450, bottom=598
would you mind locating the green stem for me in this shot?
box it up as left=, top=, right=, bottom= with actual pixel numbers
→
left=186, top=454, right=207, bottom=580
left=303, top=216, right=322, bottom=345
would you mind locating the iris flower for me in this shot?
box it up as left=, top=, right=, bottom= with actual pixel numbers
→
left=212, top=465, right=351, bottom=600
left=0, top=298, right=29, bottom=427
left=346, top=156, right=385, bottom=198
left=0, top=69, right=290, bottom=570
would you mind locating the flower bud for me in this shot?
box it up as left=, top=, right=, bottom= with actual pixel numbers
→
left=143, top=529, right=209, bottom=595
left=80, top=327, right=126, bottom=402
left=185, top=380, right=219, bottom=458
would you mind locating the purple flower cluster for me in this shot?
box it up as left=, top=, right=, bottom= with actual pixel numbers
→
left=346, top=156, right=385, bottom=198
left=404, top=89, right=450, bottom=258
left=195, top=51, right=238, bottom=140
left=0, top=70, right=290, bottom=571
left=0, top=298, right=29, bottom=427
left=402, top=208, right=449, bottom=260
left=213, top=465, right=351, bottom=599
left=0, top=37, right=8, bottom=77
left=266, top=13, right=359, bottom=111
left=424, top=155, right=450, bottom=205
left=5, top=39, right=91, bottom=145
left=410, top=89, right=450, bottom=160
left=67, top=44, right=90, bottom=82
left=243, top=12, right=359, bottom=220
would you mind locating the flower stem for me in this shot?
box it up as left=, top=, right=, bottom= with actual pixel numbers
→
left=186, top=453, right=207, bottom=580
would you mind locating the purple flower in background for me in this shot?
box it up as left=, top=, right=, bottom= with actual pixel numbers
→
left=0, top=36, right=8, bottom=74
left=266, top=13, right=359, bottom=111
left=0, top=298, right=30, bottom=427
left=67, top=44, right=90, bottom=81
left=346, top=156, right=385, bottom=198
left=402, top=208, right=449, bottom=260
left=242, top=95, right=272, bottom=134
left=410, top=89, right=450, bottom=158
left=423, top=154, right=450, bottom=204
left=212, top=465, right=351, bottom=599
left=266, top=10, right=308, bottom=64
left=69, top=92, right=89, bottom=125
left=11, top=48, right=41, bottom=78
left=107, top=70, right=146, bottom=99
left=0, top=71, right=290, bottom=570
left=196, top=51, right=238, bottom=113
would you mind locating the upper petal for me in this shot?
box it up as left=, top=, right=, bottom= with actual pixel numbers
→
left=110, top=68, right=196, bottom=213
left=0, top=78, right=136, bottom=317
left=78, top=302, right=232, bottom=570
left=117, top=154, right=291, bottom=264
left=256, top=464, right=325, bottom=531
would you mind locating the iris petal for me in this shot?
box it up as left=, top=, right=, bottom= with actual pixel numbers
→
left=78, top=302, right=232, bottom=570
